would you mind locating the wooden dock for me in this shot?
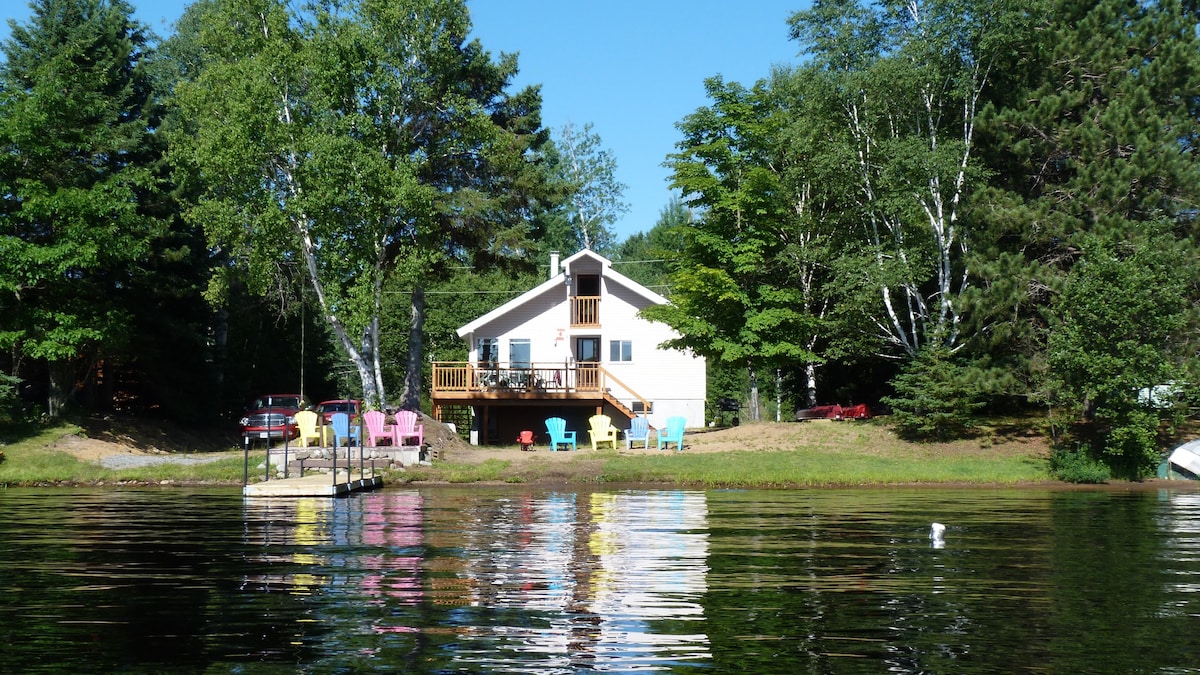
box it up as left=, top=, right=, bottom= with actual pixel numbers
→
left=243, top=471, right=383, bottom=498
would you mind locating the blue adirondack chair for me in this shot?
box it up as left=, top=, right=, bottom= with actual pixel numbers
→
left=545, top=417, right=577, bottom=451
left=624, top=416, right=652, bottom=449
left=329, top=412, right=360, bottom=448
left=656, top=416, right=687, bottom=451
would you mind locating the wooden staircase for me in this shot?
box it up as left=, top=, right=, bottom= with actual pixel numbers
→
left=603, top=393, right=639, bottom=422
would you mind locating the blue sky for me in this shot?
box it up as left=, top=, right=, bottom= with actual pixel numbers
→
left=2, top=0, right=806, bottom=239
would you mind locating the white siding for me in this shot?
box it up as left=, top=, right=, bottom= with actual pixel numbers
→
left=459, top=251, right=707, bottom=429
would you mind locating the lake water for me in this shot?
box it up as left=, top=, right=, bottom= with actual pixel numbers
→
left=2, top=485, right=1200, bottom=673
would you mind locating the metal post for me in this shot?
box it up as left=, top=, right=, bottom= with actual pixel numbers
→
left=242, top=435, right=249, bottom=486
left=283, top=430, right=290, bottom=479
left=332, top=435, right=338, bottom=486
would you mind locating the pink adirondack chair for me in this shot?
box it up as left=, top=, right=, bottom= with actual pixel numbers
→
left=393, top=410, right=424, bottom=447
left=363, top=410, right=394, bottom=447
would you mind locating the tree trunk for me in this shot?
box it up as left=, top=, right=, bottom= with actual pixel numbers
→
left=775, top=369, right=782, bottom=422
left=399, top=286, right=425, bottom=411
left=748, top=364, right=760, bottom=423
left=46, top=358, right=72, bottom=418
left=805, top=362, right=818, bottom=409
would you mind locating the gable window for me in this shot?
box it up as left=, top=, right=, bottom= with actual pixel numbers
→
left=509, top=339, right=531, bottom=369
left=478, top=338, right=498, bottom=366
left=609, top=339, right=632, bottom=362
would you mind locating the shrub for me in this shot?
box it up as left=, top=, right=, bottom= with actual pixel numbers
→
left=1050, top=445, right=1112, bottom=484
left=0, top=372, right=20, bottom=425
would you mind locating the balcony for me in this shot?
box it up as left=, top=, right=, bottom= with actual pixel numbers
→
left=571, top=295, right=600, bottom=327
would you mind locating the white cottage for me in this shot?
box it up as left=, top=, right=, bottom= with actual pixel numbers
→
left=431, top=249, right=706, bottom=445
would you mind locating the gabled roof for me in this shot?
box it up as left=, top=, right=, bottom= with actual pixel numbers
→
left=456, top=249, right=668, bottom=337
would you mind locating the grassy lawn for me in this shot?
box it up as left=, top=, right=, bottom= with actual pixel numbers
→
left=596, top=449, right=1050, bottom=487
left=0, top=424, right=264, bottom=486
left=3, top=416, right=1056, bottom=488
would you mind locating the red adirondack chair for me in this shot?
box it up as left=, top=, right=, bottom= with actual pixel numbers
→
left=517, top=430, right=536, bottom=451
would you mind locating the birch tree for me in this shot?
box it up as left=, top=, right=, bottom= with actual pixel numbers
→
left=788, top=0, right=1026, bottom=357
left=169, top=0, right=543, bottom=409
left=550, top=122, right=627, bottom=253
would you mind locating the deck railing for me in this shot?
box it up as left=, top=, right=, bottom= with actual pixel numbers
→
left=433, top=362, right=588, bottom=393
left=431, top=362, right=651, bottom=413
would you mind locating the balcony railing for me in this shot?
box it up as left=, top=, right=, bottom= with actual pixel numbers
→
left=571, top=295, right=600, bottom=327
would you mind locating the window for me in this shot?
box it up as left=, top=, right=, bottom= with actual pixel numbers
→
left=609, top=340, right=632, bottom=362
left=509, top=339, right=530, bottom=369
left=478, top=338, right=498, bottom=365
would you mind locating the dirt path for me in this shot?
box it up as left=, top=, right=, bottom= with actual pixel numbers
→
left=51, top=416, right=1053, bottom=471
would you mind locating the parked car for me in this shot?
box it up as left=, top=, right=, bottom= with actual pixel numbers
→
left=315, top=399, right=361, bottom=425
left=240, top=394, right=310, bottom=443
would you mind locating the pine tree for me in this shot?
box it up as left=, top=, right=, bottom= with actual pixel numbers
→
left=0, top=0, right=165, bottom=417
left=973, top=0, right=1200, bottom=475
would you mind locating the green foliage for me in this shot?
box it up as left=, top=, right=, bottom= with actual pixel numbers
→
left=610, top=196, right=691, bottom=293
left=785, top=0, right=1030, bottom=358
left=655, top=76, right=824, bottom=375
left=0, top=372, right=20, bottom=423
left=972, top=0, right=1200, bottom=434
left=540, top=123, right=627, bottom=254
left=167, top=0, right=548, bottom=408
left=1047, top=231, right=1195, bottom=478
left=381, top=265, right=539, bottom=408
left=883, top=343, right=984, bottom=441
left=1049, top=445, right=1112, bottom=484
left=0, top=0, right=169, bottom=416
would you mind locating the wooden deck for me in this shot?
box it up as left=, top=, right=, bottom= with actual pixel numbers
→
left=243, top=471, right=383, bottom=498
left=431, top=362, right=648, bottom=421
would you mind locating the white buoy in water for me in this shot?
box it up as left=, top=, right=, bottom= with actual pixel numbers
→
left=930, top=522, right=946, bottom=548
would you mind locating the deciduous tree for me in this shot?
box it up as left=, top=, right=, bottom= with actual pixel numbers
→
left=656, top=76, right=824, bottom=420
left=169, top=0, right=546, bottom=410
left=787, top=0, right=1028, bottom=357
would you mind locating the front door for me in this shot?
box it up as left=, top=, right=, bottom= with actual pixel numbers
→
left=575, top=337, right=600, bottom=391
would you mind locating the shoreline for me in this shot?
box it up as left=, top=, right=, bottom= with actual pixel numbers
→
left=5, top=418, right=1199, bottom=491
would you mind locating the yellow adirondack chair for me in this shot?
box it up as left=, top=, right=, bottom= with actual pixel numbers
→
left=294, top=410, right=321, bottom=447
left=588, top=414, right=619, bottom=451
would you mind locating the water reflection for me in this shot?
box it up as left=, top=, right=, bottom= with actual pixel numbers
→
left=4, top=487, right=1200, bottom=672
left=240, top=490, right=712, bottom=671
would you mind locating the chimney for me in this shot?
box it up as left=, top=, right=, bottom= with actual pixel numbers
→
left=549, top=251, right=560, bottom=281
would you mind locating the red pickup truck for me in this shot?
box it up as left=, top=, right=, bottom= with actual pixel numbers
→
left=240, top=394, right=310, bottom=444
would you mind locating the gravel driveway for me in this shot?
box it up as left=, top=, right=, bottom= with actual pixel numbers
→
left=99, top=454, right=231, bottom=470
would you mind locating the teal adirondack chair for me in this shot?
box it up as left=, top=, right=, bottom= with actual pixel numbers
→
left=624, top=416, right=651, bottom=449
left=545, top=417, right=577, bottom=451
left=656, top=416, right=686, bottom=451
